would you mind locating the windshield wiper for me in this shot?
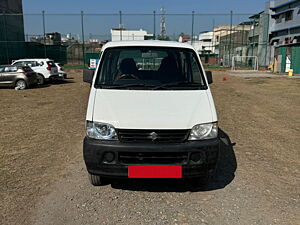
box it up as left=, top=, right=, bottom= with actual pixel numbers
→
left=152, top=81, right=206, bottom=90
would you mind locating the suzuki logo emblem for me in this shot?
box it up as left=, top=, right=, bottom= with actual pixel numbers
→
left=150, top=132, right=158, bottom=141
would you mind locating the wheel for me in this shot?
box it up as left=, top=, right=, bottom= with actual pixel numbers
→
left=37, top=74, right=45, bottom=85
left=88, top=173, right=109, bottom=186
left=15, top=80, right=27, bottom=90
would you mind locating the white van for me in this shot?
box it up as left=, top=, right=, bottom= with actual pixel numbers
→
left=83, top=41, right=220, bottom=186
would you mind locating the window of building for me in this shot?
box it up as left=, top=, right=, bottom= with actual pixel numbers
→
left=285, top=11, right=293, bottom=21
left=276, top=15, right=282, bottom=24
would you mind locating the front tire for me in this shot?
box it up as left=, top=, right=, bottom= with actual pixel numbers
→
left=15, top=80, right=27, bottom=90
left=88, top=173, right=108, bottom=186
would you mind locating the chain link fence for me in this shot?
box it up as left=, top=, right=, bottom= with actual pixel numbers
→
left=0, top=11, right=271, bottom=68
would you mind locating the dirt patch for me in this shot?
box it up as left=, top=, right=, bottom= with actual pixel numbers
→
left=0, top=70, right=299, bottom=225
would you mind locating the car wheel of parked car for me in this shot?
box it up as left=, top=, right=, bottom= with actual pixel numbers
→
left=88, top=173, right=109, bottom=186
left=37, top=74, right=45, bottom=85
left=15, top=80, right=27, bottom=90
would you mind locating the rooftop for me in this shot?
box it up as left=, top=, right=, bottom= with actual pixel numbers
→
left=270, top=0, right=298, bottom=10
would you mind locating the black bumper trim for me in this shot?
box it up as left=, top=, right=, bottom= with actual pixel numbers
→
left=83, top=137, right=220, bottom=178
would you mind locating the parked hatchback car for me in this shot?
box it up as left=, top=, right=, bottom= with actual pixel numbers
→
left=0, top=65, right=38, bottom=89
left=83, top=41, right=219, bottom=186
left=55, top=63, right=67, bottom=80
left=12, top=59, right=58, bottom=85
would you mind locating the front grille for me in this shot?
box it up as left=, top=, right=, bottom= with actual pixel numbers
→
left=117, top=129, right=189, bottom=143
left=118, top=152, right=189, bottom=165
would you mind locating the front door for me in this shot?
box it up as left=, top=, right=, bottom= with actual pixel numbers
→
left=0, top=67, right=17, bottom=86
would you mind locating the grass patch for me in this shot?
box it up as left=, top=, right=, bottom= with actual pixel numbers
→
left=64, top=65, right=88, bottom=69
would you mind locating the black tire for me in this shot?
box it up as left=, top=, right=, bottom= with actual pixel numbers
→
left=15, top=79, right=27, bottom=90
left=88, top=173, right=108, bottom=186
left=37, top=74, right=45, bottom=85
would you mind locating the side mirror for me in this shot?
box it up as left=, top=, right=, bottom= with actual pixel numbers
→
left=205, top=71, right=213, bottom=84
left=83, top=69, right=95, bottom=84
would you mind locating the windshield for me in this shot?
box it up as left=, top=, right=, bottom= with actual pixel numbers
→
left=95, top=47, right=206, bottom=90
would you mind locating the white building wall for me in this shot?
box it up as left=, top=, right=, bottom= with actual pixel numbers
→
left=191, top=32, right=215, bottom=54
left=111, top=29, right=148, bottom=41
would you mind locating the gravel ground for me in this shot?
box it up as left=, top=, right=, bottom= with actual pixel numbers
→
left=229, top=71, right=300, bottom=78
left=0, top=70, right=299, bottom=225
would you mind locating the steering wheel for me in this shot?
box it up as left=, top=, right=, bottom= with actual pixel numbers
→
left=116, top=74, right=140, bottom=80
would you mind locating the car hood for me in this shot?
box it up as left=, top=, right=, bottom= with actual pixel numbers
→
left=92, top=89, right=214, bottom=129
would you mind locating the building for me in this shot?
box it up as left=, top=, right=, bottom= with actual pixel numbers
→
left=247, top=2, right=274, bottom=67
left=269, top=0, right=300, bottom=74
left=214, top=24, right=251, bottom=65
left=111, top=28, right=153, bottom=41
left=0, top=1, right=68, bottom=65
left=191, top=32, right=215, bottom=54
left=270, top=0, right=300, bottom=46
left=213, top=24, right=251, bottom=55
left=0, top=0, right=25, bottom=64
left=178, top=34, right=191, bottom=43
left=31, top=32, right=62, bottom=45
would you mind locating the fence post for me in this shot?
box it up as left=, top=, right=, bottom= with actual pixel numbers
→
left=2, top=13, right=9, bottom=64
left=81, top=11, right=85, bottom=67
left=119, top=10, right=122, bottom=41
left=42, top=10, right=47, bottom=58
left=212, top=18, right=215, bottom=56
left=229, top=10, right=233, bottom=66
left=153, top=10, right=156, bottom=40
left=191, top=11, right=195, bottom=45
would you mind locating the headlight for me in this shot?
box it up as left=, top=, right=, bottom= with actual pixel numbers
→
left=86, top=121, right=118, bottom=140
left=188, top=122, right=218, bottom=140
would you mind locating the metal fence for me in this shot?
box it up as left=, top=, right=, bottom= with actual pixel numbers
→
left=0, top=11, right=271, bottom=68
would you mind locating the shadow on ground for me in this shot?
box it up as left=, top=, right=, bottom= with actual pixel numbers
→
left=49, top=79, right=75, bottom=85
left=110, top=128, right=237, bottom=192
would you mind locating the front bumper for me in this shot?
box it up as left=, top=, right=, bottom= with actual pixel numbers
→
left=83, top=137, right=220, bottom=178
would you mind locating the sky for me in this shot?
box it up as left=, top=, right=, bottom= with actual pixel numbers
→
left=22, top=0, right=268, bottom=40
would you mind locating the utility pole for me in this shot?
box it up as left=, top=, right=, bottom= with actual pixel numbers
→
left=160, top=7, right=166, bottom=39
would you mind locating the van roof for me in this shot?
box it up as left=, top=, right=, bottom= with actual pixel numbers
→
left=102, top=40, right=195, bottom=51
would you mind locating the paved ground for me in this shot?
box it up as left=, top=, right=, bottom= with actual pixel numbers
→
left=1, top=70, right=299, bottom=225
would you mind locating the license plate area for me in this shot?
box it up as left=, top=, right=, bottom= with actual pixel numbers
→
left=128, top=165, right=182, bottom=178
